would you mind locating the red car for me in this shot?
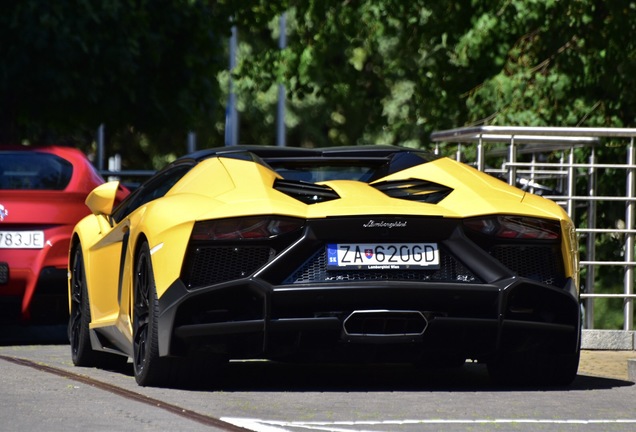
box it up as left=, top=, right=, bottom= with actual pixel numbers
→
left=0, top=145, right=128, bottom=323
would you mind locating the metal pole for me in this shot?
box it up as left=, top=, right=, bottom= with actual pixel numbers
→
left=225, top=25, right=238, bottom=146
left=585, top=149, right=597, bottom=329
left=529, top=153, right=536, bottom=194
left=477, top=135, right=484, bottom=171
left=508, top=136, right=516, bottom=186
left=97, top=124, right=105, bottom=171
left=567, top=147, right=575, bottom=217
left=187, top=132, right=197, bottom=154
left=276, top=13, right=287, bottom=147
left=625, top=138, right=635, bottom=330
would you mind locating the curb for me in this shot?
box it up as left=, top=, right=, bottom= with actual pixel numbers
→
left=582, top=329, right=635, bottom=350
left=629, top=359, right=636, bottom=383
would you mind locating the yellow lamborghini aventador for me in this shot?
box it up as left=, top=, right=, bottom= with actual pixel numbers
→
left=68, top=145, right=580, bottom=387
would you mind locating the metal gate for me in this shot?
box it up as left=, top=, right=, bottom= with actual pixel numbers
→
left=430, top=126, right=636, bottom=336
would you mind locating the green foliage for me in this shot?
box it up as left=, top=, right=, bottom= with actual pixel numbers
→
left=231, top=1, right=466, bottom=147
left=457, top=1, right=636, bottom=128
left=4, top=0, right=636, bottom=154
left=227, top=0, right=636, bottom=151
left=0, top=0, right=230, bottom=167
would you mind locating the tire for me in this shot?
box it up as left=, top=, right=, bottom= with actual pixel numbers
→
left=132, top=241, right=179, bottom=387
left=68, top=244, right=127, bottom=369
left=132, top=240, right=228, bottom=388
left=487, top=350, right=580, bottom=387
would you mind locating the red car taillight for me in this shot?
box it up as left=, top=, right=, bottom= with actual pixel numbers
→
left=463, top=216, right=561, bottom=240
left=191, top=216, right=304, bottom=240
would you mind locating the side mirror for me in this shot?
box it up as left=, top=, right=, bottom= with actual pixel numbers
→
left=85, top=181, right=120, bottom=215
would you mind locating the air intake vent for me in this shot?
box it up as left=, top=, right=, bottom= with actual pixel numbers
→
left=274, top=179, right=340, bottom=204
left=372, top=179, right=452, bottom=204
left=183, top=246, right=273, bottom=288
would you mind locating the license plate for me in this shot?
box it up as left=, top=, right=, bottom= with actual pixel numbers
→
left=0, top=231, right=45, bottom=249
left=327, top=243, right=439, bottom=270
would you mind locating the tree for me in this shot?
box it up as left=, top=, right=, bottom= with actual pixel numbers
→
left=231, top=1, right=477, bottom=147
left=4, top=1, right=636, bottom=159
left=0, top=0, right=231, bottom=167
left=455, top=1, right=636, bottom=127
left=229, top=1, right=636, bottom=149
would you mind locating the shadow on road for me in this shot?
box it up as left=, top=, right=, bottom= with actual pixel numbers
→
left=0, top=323, right=68, bottom=346
left=201, top=360, right=635, bottom=393
left=104, top=358, right=633, bottom=393
left=2, top=324, right=632, bottom=393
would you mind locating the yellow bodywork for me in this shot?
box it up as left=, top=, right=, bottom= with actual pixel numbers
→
left=69, top=154, right=578, bottom=343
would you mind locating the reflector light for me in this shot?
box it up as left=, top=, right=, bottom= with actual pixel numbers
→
left=463, top=216, right=560, bottom=240
left=191, top=216, right=304, bottom=240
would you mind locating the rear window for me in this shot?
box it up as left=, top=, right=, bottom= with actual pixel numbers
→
left=273, top=164, right=377, bottom=182
left=0, top=152, right=73, bottom=190
left=263, top=151, right=437, bottom=183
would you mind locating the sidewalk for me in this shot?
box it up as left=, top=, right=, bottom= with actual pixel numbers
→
left=578, top=350, right=636, bottom=381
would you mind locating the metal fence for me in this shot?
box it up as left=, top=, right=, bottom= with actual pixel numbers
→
left=430, top=126, right=636, bottom=331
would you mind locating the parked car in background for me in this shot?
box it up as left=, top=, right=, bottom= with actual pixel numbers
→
left=69, top=145, right=581, bottom=388
left=0, top=145, right=128, bottom=323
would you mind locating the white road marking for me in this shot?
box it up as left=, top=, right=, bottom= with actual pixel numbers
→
left=222, top=417, right=636, bottom=432
left=221, top=418, right=291, bottom=432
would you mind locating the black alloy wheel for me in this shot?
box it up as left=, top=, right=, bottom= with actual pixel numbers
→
left=69, top=244, right=126, bottom=369
left=132, top=241, right=176, bottom=386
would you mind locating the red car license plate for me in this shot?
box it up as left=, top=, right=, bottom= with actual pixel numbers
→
left=0, top=231, right=45, bottom=249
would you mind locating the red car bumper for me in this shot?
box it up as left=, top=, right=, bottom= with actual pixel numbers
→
left=0, top=225, right=71, bottom=322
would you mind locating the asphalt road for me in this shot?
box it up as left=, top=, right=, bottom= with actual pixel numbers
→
left=1, top=325, right=636, bottom=432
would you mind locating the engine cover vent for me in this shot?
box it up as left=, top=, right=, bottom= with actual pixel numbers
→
left=372, top=178, right=453, bottom=204
left=274, top=179, right=340, bottom=204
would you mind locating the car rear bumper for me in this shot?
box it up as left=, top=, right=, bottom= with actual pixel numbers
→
left=0, top=230, right=70, bottom=321
left=0, top=265, right=67, bottom=323
left=158, top=276, right=581, bottom=362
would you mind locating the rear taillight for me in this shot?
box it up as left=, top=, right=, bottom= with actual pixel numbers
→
left=191, top=216, right=304, bottom=240
left=463, top=216, right=561, bottom=240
